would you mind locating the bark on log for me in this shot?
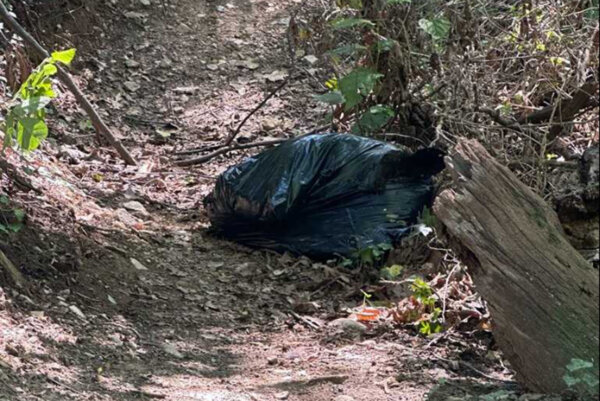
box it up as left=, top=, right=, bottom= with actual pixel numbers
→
left=433, top=139, right=599, bottom=395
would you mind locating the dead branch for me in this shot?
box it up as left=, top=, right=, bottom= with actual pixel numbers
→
left=0, top=2, right=137, bottom=166
left=517, top=82, right=599, bottom=134
left=175, top=121, right=336, bottom=166
left=0, top=249, right=26, bottom=288
left=176, top=138, right=288, bottom=167
left=223, top=78, right=289, bottom=147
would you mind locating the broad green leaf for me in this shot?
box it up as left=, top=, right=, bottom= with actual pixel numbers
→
left=8, top=223, right=23, bottom=233
left=566, top=359, right=594, bottom=372
left=584, top=1, right=599, bottom=21
left=376, top=38, right=398, bottom=53
left=336, top=0, right=363, bottom=9
left=339, top=67, right=383, bottom=110
left=563, top=374, right=580, bottom=388
left=41, top=63, right=58, bottom=76
left=17, top=97, right=52, bottom=115
left=418, top=17, right=451, bottom=41
left=581, top=372, right=600, bottom=389
left=19, top=72, right=55, bottom=99
left=13, top=209, right=25, bottom=222
left=313, top=91, right=345, bottom=105
left=51, top=48, right=77, bottom=65
left=3, top=114, right=15, bottom=150
left=352, top=105, right=395, bottom=133
left=331, top=18, right=375, bottom=30
left=17, top=117, right=48, bottom=151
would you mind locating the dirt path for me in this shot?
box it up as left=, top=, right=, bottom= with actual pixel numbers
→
left=0, top=1, right=518, bottom=400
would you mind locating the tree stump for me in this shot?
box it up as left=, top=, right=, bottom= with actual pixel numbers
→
left=433, top=139, right=599, bottom=394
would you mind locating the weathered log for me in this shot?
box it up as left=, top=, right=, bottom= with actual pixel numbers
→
left=433, top=139, right=599, bottom=395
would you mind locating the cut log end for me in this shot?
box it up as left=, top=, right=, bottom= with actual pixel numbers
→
left=434, top=139, right=599, bottom=395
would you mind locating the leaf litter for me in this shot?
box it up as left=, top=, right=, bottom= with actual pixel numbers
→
left=0, top=0, right=571, bottom=400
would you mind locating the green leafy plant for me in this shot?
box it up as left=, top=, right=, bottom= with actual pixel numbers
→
left=380, top=264, right=404, bottom=280
left=353, top=242, right=393, bottom=267
left=338, top=67, right=383, bottom=110
left=410, top=277, right=443, bottom=335
left=351, top=105, right=395, bottom=134
left=331, top=17, right=375, bottom=30
left=2, top=48, right=76, bottom=152
left=563, top=358, right=599, bottom=397
left=418, top=16, right=451, bottom=45
left=418, top=206, right=437, bottom=228
left=0, top=195, right=25, bottom=234
left=360, top=290, right=373, bottom=306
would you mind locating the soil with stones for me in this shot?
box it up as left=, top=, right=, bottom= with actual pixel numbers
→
left=0, top=0, right=565, bottom=400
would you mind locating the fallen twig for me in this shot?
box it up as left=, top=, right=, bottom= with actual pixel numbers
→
left=175, top=124, right=333, bottom=166
left=46, top=377, right=81, bottom=395
left=129, top=390, right=166, bottom=399
left=0, top=3, right=137, bottom=166
left=289, top=311, right=323, bottom=330
left=223, top=79, right=290, bottom=147
left=176, top=139, right=289, bottom=167
left=264, top=374, right=349, bottom=390
left=0, top=249, right=26, bottom=288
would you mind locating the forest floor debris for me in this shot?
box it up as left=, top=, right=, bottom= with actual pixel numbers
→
left=0, top=0, right=591, bottom=400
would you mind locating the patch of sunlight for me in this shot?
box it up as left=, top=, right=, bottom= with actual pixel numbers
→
left=145, top=375, right=254, bottom=400
left=148, top=387, right=253, bottom=401
left=0, top=310, right=77, bottom=360
left=99, top=375, right=137, bottom=393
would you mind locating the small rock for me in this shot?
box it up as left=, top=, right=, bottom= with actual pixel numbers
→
left=275, top=392, right=289, bottom=400
left=107, top=295, right=117, bottom=305
left=124, top=81, right=141, bottom=92
left=68, top=305, right=86, bottom=320
left=236, top=132, right=257, bottom=144
left=208, top=261, right=224, bottom=269
left=139, top=0, right=151, bottom=5
left=158, top=57, right=172, bottom=68
left=130, top=258, right=149, bottom=271
left=264, top=70, right=288, bottom=82
left=261, top=117, right=280, bottom=131
left=162, top=343, right=184, bottom=359
left=124, top=11, right=147, bottom=20
left=58, top=147, right=86, bottom=164
left=123, top=201, right=149, bottom=216
left=206, top=64, right=219, bottom=71
left=173, top=86, right=200, bottom=95
left=30, top=311, right=45, bottom=318
left=303, top=55, right=318, bottom=65
left=328, top=318, right=367, bottom=337
left=124, top=59, right=140, bottom=68
left=335, top=396, right=356, bottom=401
left=240, top=59, right=260, bottom=70
left=216, top=5, right=226, bottom=12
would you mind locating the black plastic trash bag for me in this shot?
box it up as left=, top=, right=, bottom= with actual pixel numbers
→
left=205, top=133, right=445, bottom=258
